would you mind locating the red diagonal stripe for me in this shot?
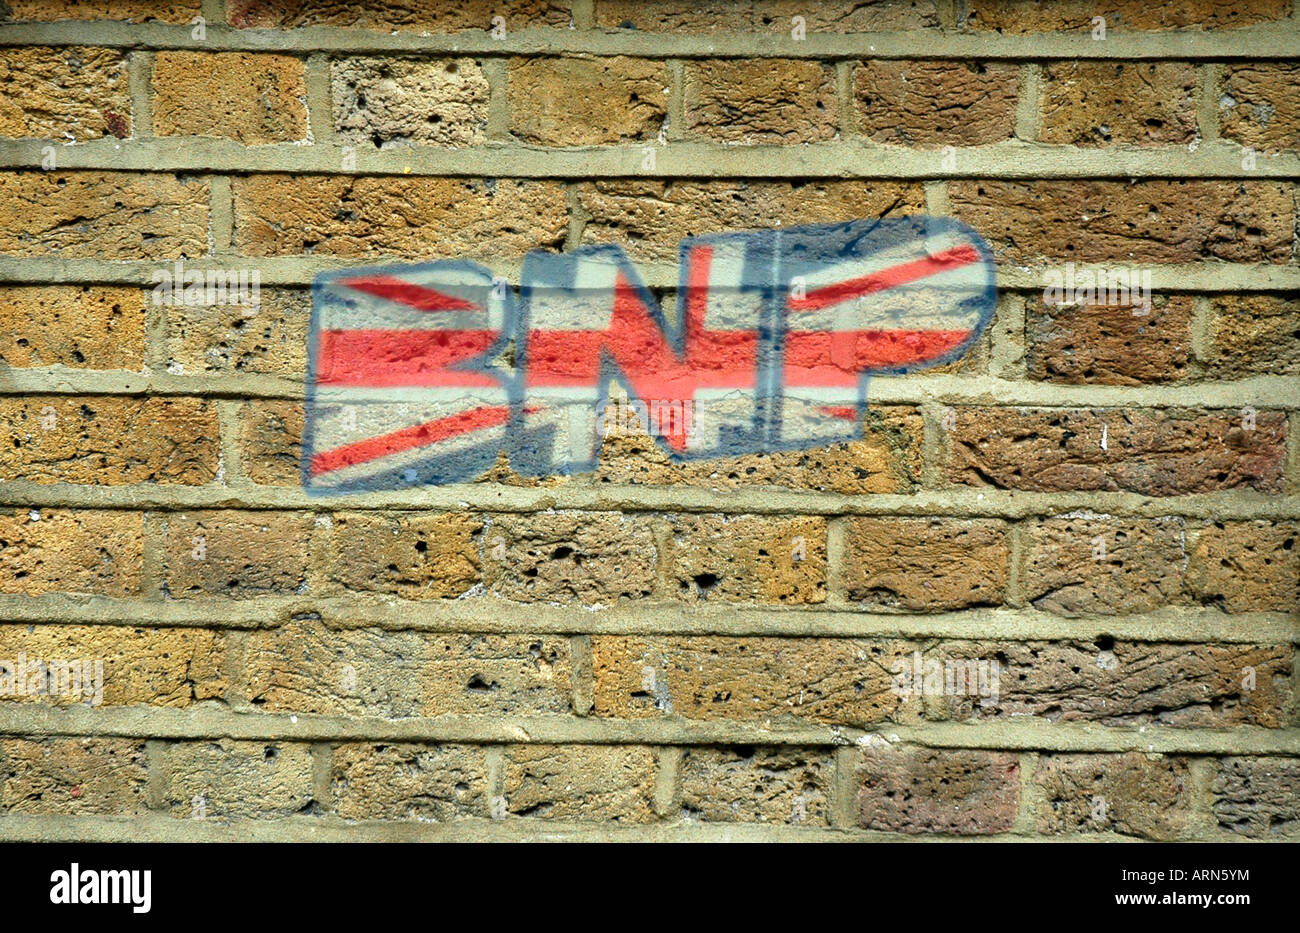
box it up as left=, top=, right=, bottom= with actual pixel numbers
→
left=784, top=329, right=973, bottom=385
left=787, top=244, right=981, bottom=312
left=316, top=329, right=500, bottom=387
left=340, top=274, right=481, bottom=311
left=310, top=405, right=511, bottom=476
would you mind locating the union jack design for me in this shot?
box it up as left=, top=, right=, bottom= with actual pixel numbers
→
left=303, top=216, right=996, bottom=493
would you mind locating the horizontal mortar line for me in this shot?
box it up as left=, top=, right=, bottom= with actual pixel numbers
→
left=2, top=256, right=1298, bottom=292
left=3, top=137, right=1298, bottom=179
left=1, top=21, right=1299, bottom=58
left=0, top=813, right=1193, bottom=844
left=0, top=707, right=1296, bottom=754
left=1, top=596, right=1294, bottom=643
left=3, top=370, right=1298, bottom=408
left=3, top=485, right=1300, bottom=520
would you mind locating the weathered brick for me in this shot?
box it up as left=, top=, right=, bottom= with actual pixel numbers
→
left=1035, top=753, right=1192, bottom=840
left=1205, top=295, right=1300, bottom=378
left=1039, top=62, right=1196, bottom=146
left=855, top=61, right=1018, bottom=147
left=157, top=511, right=314, bottom=598
left=596, top=0, right=939, bottom=32
left=594, top=405, right=923, bottom=494
left=1187, top=521, right=1299, bottom=613
left=856, top=748, right=1018, bottom=834
left=238, top=401, right=303, bottom=486
left=947, top=408, right=1287, bottom=495
left=230, top=0, right=572, bottom=30
left=328, top=512, right=481, bottom=599
left=1023, top=516, right=1187, bottom=614
left=502, top=745, right=656, bottom=822
left=246, top=620, right=572, bottom=717
left=948, top=181, right=1294, bottom=264
left=965, top=0, right=1290, bottom=31
left=0, top=47, right=129, bottom=140
left=232, top=175, right=567, bottom=259
left=510, top=57, right=668, bottom=146
left=163, top=289, right=308, bottom=379
left=0, top=509, right=142, bottom=596
left=592, top=636, right=907, bottom=726
left=0, top=396, right=219, bottom=486
left=0, top=624, right=226, bottom=707
left=247, top=622, right=426, bottom=717
left=577, top=180, right=925, bottom=263
left=420, top=634, right=572, bottom=716
left=944, top=640, right=1291, bottom=727
left=666, top=514, right=826, bottom=604
left=162, top=740, right=315, bottom=820
left=0, top=286, right=145, bottom=370
left=685, top=60, right=836, bottom=144
left=845, top=518, right=1009, bottom=611
left=0, top=738, right=146, bottom=815
left=3, top=1, right=199, bottom=21
left=153, top=52, right=307, bottom=144
left=331, top=744, right=486, bottom=821
left=333, top=57, right=489, bottom=148
left=1027, top=294, right=1191, bottom=384
left=0, top=172, right=209, bottom=259
left=1213, top=757, right=1300, bottom=838
left=1220, top=64, right=1300, bottom=153
left=680, top=747, right=833, bottom=825
left=483, top=512, right=655, bottom=604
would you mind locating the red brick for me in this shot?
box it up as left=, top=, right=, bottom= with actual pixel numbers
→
left=1023, top=516, right=1187, bottom=614
left=229, top=0, right=572, bottom=31
left=966, top=0, right=1290, bottom=32
left=946, top=408, right=1286, bottom=495
left=665, top=515, right=826, bottom=605
left=157, top=511, right=314, bottom=599
left=0, top=287, right=146, bottom=370
left=949, top=180, right=1294, bottom=265
left=0, top=738, right=146, bottom=815
left=0, top=47, right=130, bottom=140
left=856, top=747, right=1019, bottom=835
left=232, top=175, right=567, bottom=260
left=1039, top=62, right=1197, bottom=146
left=592, top=636, right=908, bottom=726
left=1027, top=294, right=1191, bottom=384
left=0, top=397, right=220, bottom=486
left=0, top=510, right=142, bottom=596
left=844, top=518, right=1010, bottom=610
left=1187, top=521, right=1299, bottom=613
left=855, top=61, right=1018, bottom=146
left=578, top=180, right=925, bottom=264
left=1220, top=64, right=1300, bottom=153
left=1035, top=753, right=1192, bottom=840
left=238, top=401, right=303, bottom=486
left=595, top=1, right=939, bottom=32
left=510, top=57, right=668, bottom=145
left=686, top=60, right=837, bottom=144
left=153, top=52, right=307, bottom=143
left=0, top=172, right=209, bottom=259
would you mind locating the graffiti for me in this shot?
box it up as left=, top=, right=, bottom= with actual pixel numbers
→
left=302, top=215, right=996, bottom=493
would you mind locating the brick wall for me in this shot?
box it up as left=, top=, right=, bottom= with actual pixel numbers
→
left=0, top=0, right=1297, bottom=841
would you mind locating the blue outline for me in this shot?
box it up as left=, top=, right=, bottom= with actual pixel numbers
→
left=303, top=217, right=997, bottom=492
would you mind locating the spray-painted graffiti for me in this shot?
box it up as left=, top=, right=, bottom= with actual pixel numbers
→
left=302, top=215, right=996, bottom=493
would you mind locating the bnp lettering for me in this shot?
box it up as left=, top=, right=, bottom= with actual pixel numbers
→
left=303, top=216, right=996, bottom=492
